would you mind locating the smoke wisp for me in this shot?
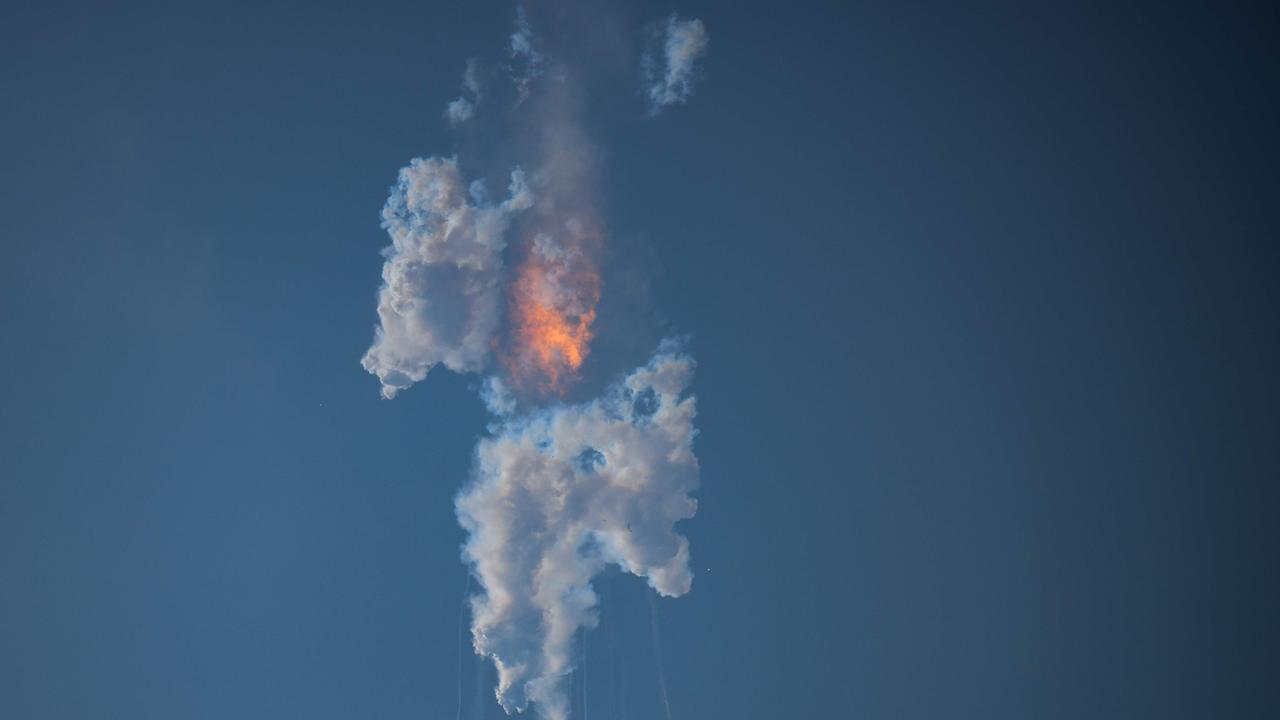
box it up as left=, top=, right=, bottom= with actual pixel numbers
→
left=642, top=15, right=709, bottom=115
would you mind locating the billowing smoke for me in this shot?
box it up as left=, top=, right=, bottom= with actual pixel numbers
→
left=360, top=5, right=708, bottom=718
left=642, top=15, right=709, bottom=115
left=458, top=342, right=698, bottom=719
left=361, top=157, right=531, bottom=399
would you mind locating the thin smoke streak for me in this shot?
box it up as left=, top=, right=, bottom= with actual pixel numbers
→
left=605, top=584, right=615, bottom=720
left=457, top=571, right=472, bottom=720
left=648, top=592, right=673, bottom=720
left=582, top=627, right=589, bottom=720
left=617, top=595, right=628, bottom=720
left=474, top=647, right=487, bottom=720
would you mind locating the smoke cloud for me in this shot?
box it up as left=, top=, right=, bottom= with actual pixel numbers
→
left=360, top=5, right=708, bottom=718
left=457, top=341, right=699, bottom=720
left=643, top=15, right=709, bottom=115
left=361, top=157, right=531, bottom=399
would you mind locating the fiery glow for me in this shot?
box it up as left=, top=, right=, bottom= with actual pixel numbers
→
left=506, top=234, right=601, bottom=393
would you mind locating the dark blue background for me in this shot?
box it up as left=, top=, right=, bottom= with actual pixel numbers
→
left=2, top=1, right=1276, bottom=717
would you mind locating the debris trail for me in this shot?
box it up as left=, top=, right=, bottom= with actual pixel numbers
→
left=648, top=592, right=673, bottom=720
left=605, top=585, right=615, bottom=720
left=473, top=648, right=487, bottom=720
left=457, top=571, right=472, bottom=720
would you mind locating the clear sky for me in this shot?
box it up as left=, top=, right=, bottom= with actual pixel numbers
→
left=2, top=1, right=1277, bottom=718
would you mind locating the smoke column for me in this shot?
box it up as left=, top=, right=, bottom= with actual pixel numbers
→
left=360, top=4, right=708, bottom=719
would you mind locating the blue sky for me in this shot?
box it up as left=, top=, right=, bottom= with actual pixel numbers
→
left=2, top=1, right=1277, bottom=718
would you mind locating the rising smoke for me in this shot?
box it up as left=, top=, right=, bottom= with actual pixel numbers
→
left=360, top=4, right=708, bottom=718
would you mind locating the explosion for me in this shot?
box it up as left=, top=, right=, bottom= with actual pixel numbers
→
left=505, top=232, right=601, bottom=393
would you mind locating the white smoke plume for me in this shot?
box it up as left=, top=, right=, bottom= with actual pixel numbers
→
left=361, top=157, right=532, bottom=399
left=457, top=571, right=474, bottom=720
left=456, top=341, right=699, bottom=720
left=643, top=15, right=709, bottom=115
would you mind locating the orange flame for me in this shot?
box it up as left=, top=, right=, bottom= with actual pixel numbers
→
left=505, top=236, right=601, bottom=393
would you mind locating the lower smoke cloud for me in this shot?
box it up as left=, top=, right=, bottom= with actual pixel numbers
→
left=456, top=340, right=700, bottom=720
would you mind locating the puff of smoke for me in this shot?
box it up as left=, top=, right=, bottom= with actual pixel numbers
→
left=643, top=15, right=709, bottom=115
left=481, top=375, right=517, bottom=417
left=446, top=97, right=476, bottom=126
left=446, top=59, right=485, bottom=126
left=510, top=5, right=544, bottom=104
left=456, top=341, right=699, bottom=719
left=361, top=157, right=533, bottom=399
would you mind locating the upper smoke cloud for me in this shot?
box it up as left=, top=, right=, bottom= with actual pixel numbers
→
left=362, top=157, right=532, bottom=399
left=643, top=15, right=709, bottom=114
left=457, top=341, right=699, bottom=720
